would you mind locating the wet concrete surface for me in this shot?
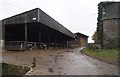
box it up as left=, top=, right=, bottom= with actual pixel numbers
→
left=2, top=48, right=118, bottom=75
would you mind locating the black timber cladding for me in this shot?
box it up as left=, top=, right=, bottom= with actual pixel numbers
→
left=3, top=9, right=38, bottom=24
left=2, top=8, right=74, bottom=38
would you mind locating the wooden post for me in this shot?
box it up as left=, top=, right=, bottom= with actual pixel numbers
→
left=25, top=23, right=27, bottom=50
left=32, top=57, right=36, bottom=67
left=25, top=14, right=27, bottom=51
left=39, top=31, right=41, bottom=48
left=48, top=32, right=50, bottom=49
left=54, top=33, right=56, bottom=48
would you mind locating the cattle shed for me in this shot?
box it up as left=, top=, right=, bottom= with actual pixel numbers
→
left=74, top=32, right=88, bottom=47
left=0, top=8, right=75, bottom=51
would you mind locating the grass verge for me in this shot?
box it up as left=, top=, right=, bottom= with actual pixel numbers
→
left=82, top=48, right=118, bottom=65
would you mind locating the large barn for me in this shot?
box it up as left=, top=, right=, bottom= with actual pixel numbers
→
left=0, top=8, right=75, bottom=51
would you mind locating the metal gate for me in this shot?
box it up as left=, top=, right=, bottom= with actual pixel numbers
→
left=5, top=41, right=26, bottom=51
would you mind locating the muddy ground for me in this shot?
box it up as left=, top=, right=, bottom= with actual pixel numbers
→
left=2, top=48, right=118, bottom=75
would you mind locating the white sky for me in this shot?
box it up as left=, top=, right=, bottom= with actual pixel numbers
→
left=0, top=0, right=119, bottom=43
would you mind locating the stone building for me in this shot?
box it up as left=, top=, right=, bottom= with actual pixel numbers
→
left=97, top=2, right=120, bottom=48
left=74, top=32, right=88, bottom=47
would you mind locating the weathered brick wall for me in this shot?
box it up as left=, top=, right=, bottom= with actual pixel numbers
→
left=79, top=37, right=87, bottom=47
left=103, top=19, right=119, bottom=48
left=75, top=33, right=88, bottom=47
left=98, top=2, right=119, bottom=48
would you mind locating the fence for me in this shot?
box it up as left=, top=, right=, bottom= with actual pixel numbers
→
left=5, top=41, right=74, bottom=51
left=5, top=41, right=26, bottom=51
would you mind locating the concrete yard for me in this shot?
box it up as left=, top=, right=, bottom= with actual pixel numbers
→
left=2, top=48, right=118, bottom=75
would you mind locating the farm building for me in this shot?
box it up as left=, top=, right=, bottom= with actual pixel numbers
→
left=74, top=32, right=88, bottom=47
left=97, top=2, right=120, bottom=48
left=0, top=8, right=75, bottom=51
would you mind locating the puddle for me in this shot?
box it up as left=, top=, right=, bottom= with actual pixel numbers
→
left=48, top=68, right=54, bottom=73
left=1, top=63, right=30, bottom=77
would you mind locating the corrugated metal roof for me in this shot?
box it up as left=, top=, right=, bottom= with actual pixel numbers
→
left=2, top=8, right=75, bottom=38
left=74, top=32, right=89, bottom=37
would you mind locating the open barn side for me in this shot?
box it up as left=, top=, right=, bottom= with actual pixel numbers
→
left=2, top=8, right=75, bottom=51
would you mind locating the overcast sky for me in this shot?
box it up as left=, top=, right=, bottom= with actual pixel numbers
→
left=0, top=0, right=119, bottom=43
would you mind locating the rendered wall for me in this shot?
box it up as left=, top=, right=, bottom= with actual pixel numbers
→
left=0, top=21, right=4, bottom=51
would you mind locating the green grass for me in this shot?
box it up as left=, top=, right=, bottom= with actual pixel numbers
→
left=82, top=48, right=118, bottom=65
left=2, top=63, right=30, bottom=76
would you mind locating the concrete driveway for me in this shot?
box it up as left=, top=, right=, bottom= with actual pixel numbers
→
left=2, top=48, right=118, bottom=75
